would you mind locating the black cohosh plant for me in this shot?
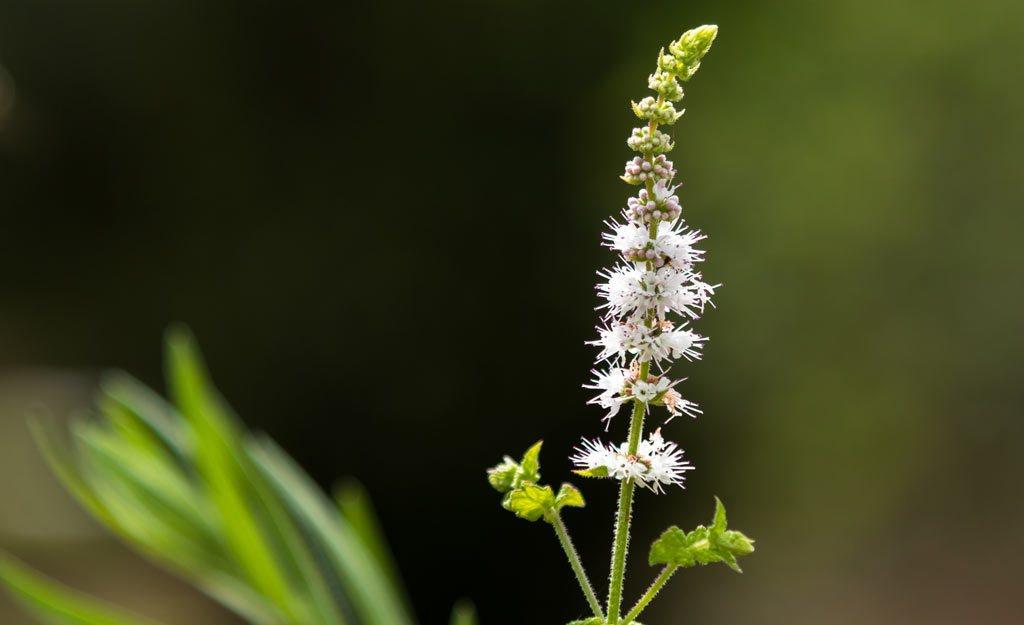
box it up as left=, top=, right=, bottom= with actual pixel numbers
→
left=486, top=26, right=755, bottom=625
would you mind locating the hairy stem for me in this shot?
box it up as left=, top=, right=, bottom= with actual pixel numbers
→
left=622, top=565, right=678, bottom=624
left=606, top=378, right=649, bottom=624
left=549, top=511, right=604, bottom=620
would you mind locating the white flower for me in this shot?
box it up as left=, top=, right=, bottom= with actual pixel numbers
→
left=658, top=325, right=706, bottom=362
left=597, top=263, right=715, bottom=322
left=658, top=226, right=706, bottom=270
left=661, top=387, right=702, bottom=420
left=603, top=221, right=650, bottom=256
left=596, top=265, right=651, bottom=319
left=661, top=273, right=717, bottom=320
left=584, top=368, right=632, bottom=423
left=571, top=430, right=693, bottom=494
left=591, top=317, right=707, bottom=365
left=591, top=318, right=651, bottom=363
left=631, top=377, right=671, bottom=402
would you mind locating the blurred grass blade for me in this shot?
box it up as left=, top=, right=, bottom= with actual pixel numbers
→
left=30, top=417, right=288, bottom=625
left=249, top=436, right=416, bottom=625
left=28, top=418, right=117, bottom=530
left=0, top=553, right=163, bottom=625
left=247, top=459, right=349, bottom=625
left=9, top=328, right=431, bottom=625
left=334, top=478, right=410, bottom=608
left=100, top=372, right=191, bottom=460
left=164, top=326, right=302, bottom=621
left=449, top=600, right=477, bottom=625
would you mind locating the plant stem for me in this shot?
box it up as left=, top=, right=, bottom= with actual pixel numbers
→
left=549, top=511, right=605, bottom=620
left=608, top=86, right=668, bottom=625
left=606, top=381, right=649, bottom=624
left=622, top=565, right=678, bottom=624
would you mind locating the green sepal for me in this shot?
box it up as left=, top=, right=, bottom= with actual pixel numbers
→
left=565, top=619, right=604, bottom=625
left=648, top=497, right=755, bottom=572
left=554, top=483, right=585, bottom=510
left=572, top=466, right=609, bottom=478
left=502, top=483, right=555, bottom=522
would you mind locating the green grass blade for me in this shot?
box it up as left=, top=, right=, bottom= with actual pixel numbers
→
left=0, top=553, right=163, bottom=625
left=334, top=479, right=410, bottom=610
left=248, top=437, right=416, bottom=625
left=164, top=327, right=302, bottom=622
left=99, top=372, right=192, bottom=461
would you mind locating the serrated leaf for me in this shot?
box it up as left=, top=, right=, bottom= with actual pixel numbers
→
left=519, top=441, right=542, bottom=483
left=504, top=483, right=554, bottom=522
left=649, top=526, right=711, bottom=567
left=650, top=498, right=756, bottom=573
left=712, top=496, right=727, bottom=534
left=716, top=530, right=755, bottom=557
left=572, top=466, right=609, bottom=478
left=555, top=483, right=585, bottom=510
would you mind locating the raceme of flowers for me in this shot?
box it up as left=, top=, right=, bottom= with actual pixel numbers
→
left=580, top=29, right=721, bottom=492
left=571, top=429, right=693, bottom=494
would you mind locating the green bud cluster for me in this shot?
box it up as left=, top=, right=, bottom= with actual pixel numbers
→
left=487, top=442, right=585, bottom=522
left=627, top=126, right=674, bottom=154
left=647, top=70, right=683, bottom=102
left=667, top=25, right=719, bottom=82
left=649, top=498, right=755, bottom=573
left=631, top=96, right=683, bottom=125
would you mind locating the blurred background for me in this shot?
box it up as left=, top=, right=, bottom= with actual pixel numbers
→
left=1, top=0, right=1022, bottom=623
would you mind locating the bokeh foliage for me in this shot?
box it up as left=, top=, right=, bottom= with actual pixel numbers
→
left=0, top=329, right=464, bottom=625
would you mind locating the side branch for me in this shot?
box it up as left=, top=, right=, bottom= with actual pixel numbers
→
left=549, top=511, right=604, bottom=620
left=622, top=565, right=678, bottom=624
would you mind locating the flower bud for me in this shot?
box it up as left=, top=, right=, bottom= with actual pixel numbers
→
left=648, top=70, right=683, bottom=101
left=626, top=126, right=674, bottom=155
left=631, top=96, right=684, bottom=125
left=668, top=25, right=718, bottom=81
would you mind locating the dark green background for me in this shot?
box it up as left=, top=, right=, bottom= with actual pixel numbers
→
left=1, top=1, right=1022, bottom=623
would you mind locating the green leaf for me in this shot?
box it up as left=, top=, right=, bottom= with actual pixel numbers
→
left=566, top=619, right=605, bottom=625
left=712, top=496, right=727, bottom=534
left=519, top=440, right=542, bottom=483
left=649, top=498, right=755, bottom=573
left=555, top=483, right=585, bottom=510
left=0, top=552, right=163, bottom=625
left=485, top=457, right=519, bottom=493
left=649, top=526, right=708, bottom=567
left=572, top=466, right=609, bottom=478
left=503, top=483, right=555, bottom=522
left=449, top=599, right=477, bottom=625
